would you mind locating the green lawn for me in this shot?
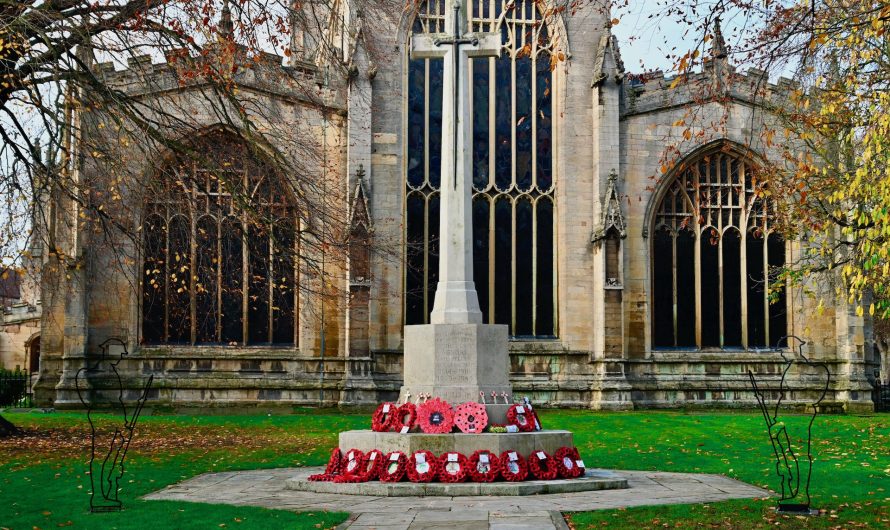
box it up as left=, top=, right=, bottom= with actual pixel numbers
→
left=0, top=409, right=887, bottom=530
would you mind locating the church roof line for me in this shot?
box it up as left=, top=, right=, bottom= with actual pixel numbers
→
left=621, top=65, right=797, bottom=117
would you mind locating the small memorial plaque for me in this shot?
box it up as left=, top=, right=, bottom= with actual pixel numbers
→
left=383, top=404, right=391, bottom=413
left=447, top=453, right=458, bottom=462
left=508, top=452, right=518, bottom=461
left=537, top=451, right=546, bottom=460
left=416, top=453, right=426, bottom=464
left=479, top=454, right=489, bottom=464
left=516, top=406, right=526, bottom=414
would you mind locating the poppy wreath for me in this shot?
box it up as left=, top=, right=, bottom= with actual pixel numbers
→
left=498, top=450, right=529, bottom=482
left=554, top=446, right=583, bottom=479
left=352, top=449, right=385, bottom=482
left=528, top=450, right=559, bottom=480
left=340, top=449, right=365, bottom=478
left=453, top=402, right=489, bottom=434
left=506, top=404, right=535, bottom=432
left=308, top=447, right=344, bottom=481
left=379, top=451, right=408, bottom=482
left=371, top=402, right=398, bottom=432
left=417, top=397, right=455, bottom=434
left=467, top=450, right=501, bottom=483
left=406, top=450, right=440, bottom=483
left=392, top=402, right=418, bottom=433
left=437, top=451, right=469, bottom=483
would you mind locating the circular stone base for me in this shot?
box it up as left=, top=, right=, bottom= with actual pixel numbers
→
left=284, top=467, right=628, bottom=497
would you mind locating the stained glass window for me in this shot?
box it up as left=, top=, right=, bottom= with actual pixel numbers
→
left=652, top=146, right=787, bottom=350
left=142, top=132, right=299, bottom=346
left=406, top=0, right=557, bottom=337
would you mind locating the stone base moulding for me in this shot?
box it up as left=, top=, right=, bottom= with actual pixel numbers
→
left=339, top=429, right=574, bottom=455
left=285, top=468, right=629, bottom=497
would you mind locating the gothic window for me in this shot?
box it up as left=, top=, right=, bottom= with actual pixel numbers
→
left=406, top=0, right=557, bottom=337
left=141, top=132, right=299, bottom=346
left=652, top=147, right=787, bottom=350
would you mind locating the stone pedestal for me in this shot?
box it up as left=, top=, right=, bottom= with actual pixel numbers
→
left=339, top=430, right=573, bottom=456
left=401, top=323, right=511, bottom=422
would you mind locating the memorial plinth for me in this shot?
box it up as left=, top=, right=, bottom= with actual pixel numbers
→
left=400, top=323, right=512, bottom=423
left=339, top=430, right=573, bottom=456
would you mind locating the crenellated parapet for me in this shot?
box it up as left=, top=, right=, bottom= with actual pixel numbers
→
left=621, top=64, right=798, bottom=117
left=91, top=47, right=347, bottom=113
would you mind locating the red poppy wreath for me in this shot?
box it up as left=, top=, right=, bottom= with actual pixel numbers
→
left=554, top=446, right=583, bottom=479
left=392, top=402, right=418, bottom=433
left=406, top=450, right=439, bottom=483
left=506, top=404, right=536, bottom=432
left=417, top=397, right=454, bottom=434
left=340, top=448, right=365, bottom=478
left=499, top=450, right=529, bottom=482
left=528, top=449, right=559, bottom=480
left=437, top=451, right=469, bottom=483
left=372, top=402, right=398, bottom=432
left=308, top=447, right=342, bottom=481
left=467, top=450, right=501, bottom=483
left=379, top=451, right=408, bottom=482
left=454, top=402, right=488, bottom=434
left=354, top=449, right=385, bottom=482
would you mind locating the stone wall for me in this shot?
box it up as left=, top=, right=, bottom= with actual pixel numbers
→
left=34, top=1, right=877, bottom=412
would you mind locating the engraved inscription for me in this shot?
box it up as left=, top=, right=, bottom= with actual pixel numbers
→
left=436, top=328, right=475, bottom=384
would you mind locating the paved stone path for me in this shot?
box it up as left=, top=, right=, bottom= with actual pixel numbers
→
left=144, top=467, right=769, bottom=529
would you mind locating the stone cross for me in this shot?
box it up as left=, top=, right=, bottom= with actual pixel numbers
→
left=411, top=1, right=500, bottom=325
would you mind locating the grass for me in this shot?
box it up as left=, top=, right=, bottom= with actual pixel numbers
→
left=0, top=409, right=887, bottom=529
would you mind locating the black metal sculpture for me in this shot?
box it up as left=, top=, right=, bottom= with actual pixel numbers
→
left=75, top=338, right=153, bottom=512
left=748, top=335, right=830, bottom=515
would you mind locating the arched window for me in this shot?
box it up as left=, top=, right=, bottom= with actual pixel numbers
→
left=406, top=0, right=557, bottom=337
left=142, top=132, right=299, bottom=346
left=652, top=146, right=787, bottom=350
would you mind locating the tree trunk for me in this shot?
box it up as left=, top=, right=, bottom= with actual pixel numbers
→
left=0, top=414, right=20, bottom=437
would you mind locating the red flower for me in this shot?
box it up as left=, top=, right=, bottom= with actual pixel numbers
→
left=308, top=447, right=344, bottom=481
left=499, top=450, right=529, bottom=482
left=453, top=402, right=489, bottom=434
left=406, top=450, right=440, bottom=483
left=372, top=402, right=398, bottom=432
left=340, top=449, right=365, bottom=478
left=379, top=451, right=408, bottom=482
left=437, top=451, right=469, bottom=483
left=324, top=447, right=343, bottom=475
left=467, top=450, right=501, bottom=483
left=554, top=446, right=583, bottom=479
left=392, top=402, right=418, bottom=433
left=351, top=449, right=384, bottom=482
left=417, top=398, right=454, bottom=434
left=527, top=449, right=559, bottom=480
left=506, top=404, right=535, bottom=432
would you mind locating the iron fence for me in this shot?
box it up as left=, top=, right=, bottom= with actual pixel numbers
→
left=0, top=372, right=29, bottom=407
left=875, top=383, right=890, bottom=413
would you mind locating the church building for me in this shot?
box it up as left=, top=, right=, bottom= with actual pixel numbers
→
left=32, top=0, right=879, bottom=411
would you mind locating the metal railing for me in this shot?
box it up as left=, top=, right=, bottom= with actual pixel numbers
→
left=874, top=383, right=890, bottom=413
left=0, top=372, right=29, bottom=407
